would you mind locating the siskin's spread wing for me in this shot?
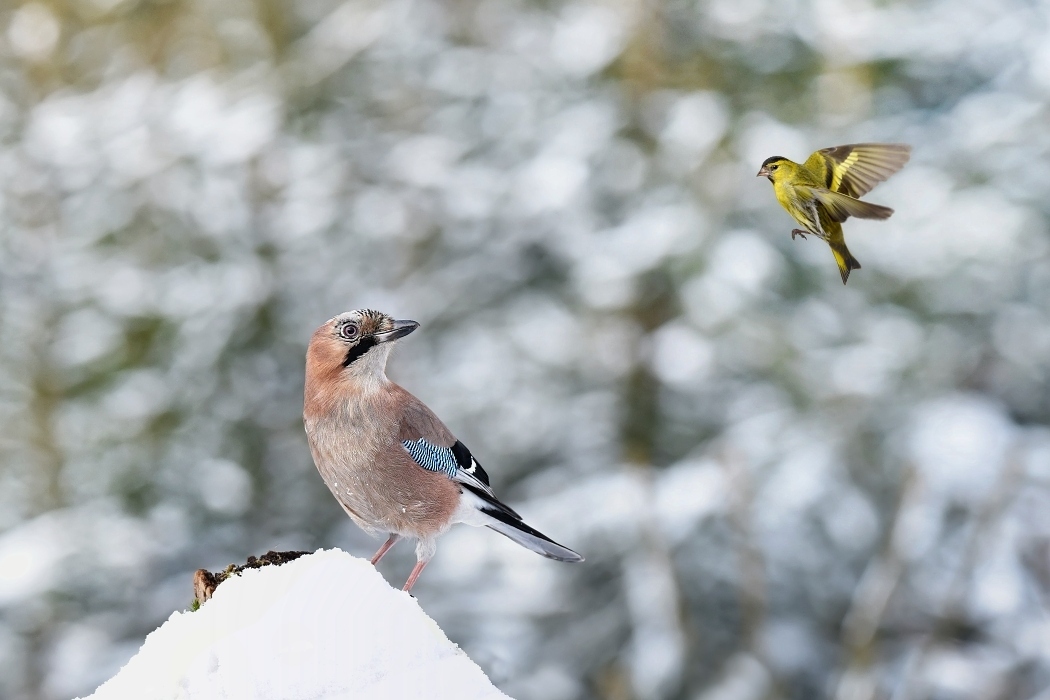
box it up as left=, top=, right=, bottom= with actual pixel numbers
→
left=804, top=143, right=911, bottom=198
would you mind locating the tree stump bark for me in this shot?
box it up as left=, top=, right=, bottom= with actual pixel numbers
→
left=192, top=550, right=310, bottom=608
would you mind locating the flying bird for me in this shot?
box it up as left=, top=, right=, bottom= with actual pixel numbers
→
left=303, top=309, right=583, bottom=592
left=757, top=143, right=911, bottom=284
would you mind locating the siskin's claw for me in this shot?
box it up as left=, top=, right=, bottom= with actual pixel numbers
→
left=791, top=229, right=808, bottom=241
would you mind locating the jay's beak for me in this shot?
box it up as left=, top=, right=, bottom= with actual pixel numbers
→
left=756, top=166, right=769, bottom=178
left=374, top=319, right=419, bottom=343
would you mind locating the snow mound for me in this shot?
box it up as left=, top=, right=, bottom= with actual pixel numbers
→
left=79, top=549, right=510, bottom=700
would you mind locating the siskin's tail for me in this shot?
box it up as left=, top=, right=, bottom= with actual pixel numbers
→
left=830, top=241, right=862, bottom=285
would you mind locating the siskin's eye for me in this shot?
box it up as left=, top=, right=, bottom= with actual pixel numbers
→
left=340, top=323, right=360, bottom=340
left=770, top=164, right=778, bottom=171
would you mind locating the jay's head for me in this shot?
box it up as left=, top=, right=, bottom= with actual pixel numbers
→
left=307, top=309, right=419, bottom=382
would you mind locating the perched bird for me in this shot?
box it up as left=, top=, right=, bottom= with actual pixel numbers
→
left=757, top=143, right=911, bottom=284
left=304, top=309, right=583, bottom=592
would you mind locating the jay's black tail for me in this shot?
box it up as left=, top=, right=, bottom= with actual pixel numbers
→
left=481, top=508, right=584, bottom=562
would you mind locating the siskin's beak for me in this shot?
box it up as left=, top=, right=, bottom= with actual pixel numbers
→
left=373, top=319, right=419, bottom=343
left=756, top=166, right=769, bottom=178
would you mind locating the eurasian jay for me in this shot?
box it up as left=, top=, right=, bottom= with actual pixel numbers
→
left=304, top=309, right=583, bottom=592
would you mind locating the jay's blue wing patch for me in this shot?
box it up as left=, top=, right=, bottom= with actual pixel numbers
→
left=402, top=438, right=459, bottom=478
left=401, top=438, right=491, bottom=486
left=401, top=438, right=519, bottom=519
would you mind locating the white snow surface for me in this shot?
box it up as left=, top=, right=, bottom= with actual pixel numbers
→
left=79, top=549, right=510, bottom=700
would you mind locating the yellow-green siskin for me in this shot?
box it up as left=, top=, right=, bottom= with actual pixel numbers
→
left=757, top=143, right=911, bottom=284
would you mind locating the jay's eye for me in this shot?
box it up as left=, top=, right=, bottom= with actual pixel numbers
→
left=340, top=323, right=360, bottom=340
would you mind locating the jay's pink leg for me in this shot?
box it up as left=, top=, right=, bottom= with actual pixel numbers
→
left=371, top=534, right=401, bottom=565
left=402, top=560, right=429, bottom=592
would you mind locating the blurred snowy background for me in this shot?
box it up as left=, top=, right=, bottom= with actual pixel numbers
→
left=1, top=0, right=1049, bottom=698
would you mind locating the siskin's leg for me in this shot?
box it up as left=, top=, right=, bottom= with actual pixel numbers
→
left=791, top=229, right=809, bottom=240
left=804, top=202, right=830, bottom=242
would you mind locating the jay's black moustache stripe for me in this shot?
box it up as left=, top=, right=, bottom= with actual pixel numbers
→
left=342, top=336, right=377, bottom=367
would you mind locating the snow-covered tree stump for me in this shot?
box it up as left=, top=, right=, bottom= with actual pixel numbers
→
left=79, top=549, right=510, bottom=699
